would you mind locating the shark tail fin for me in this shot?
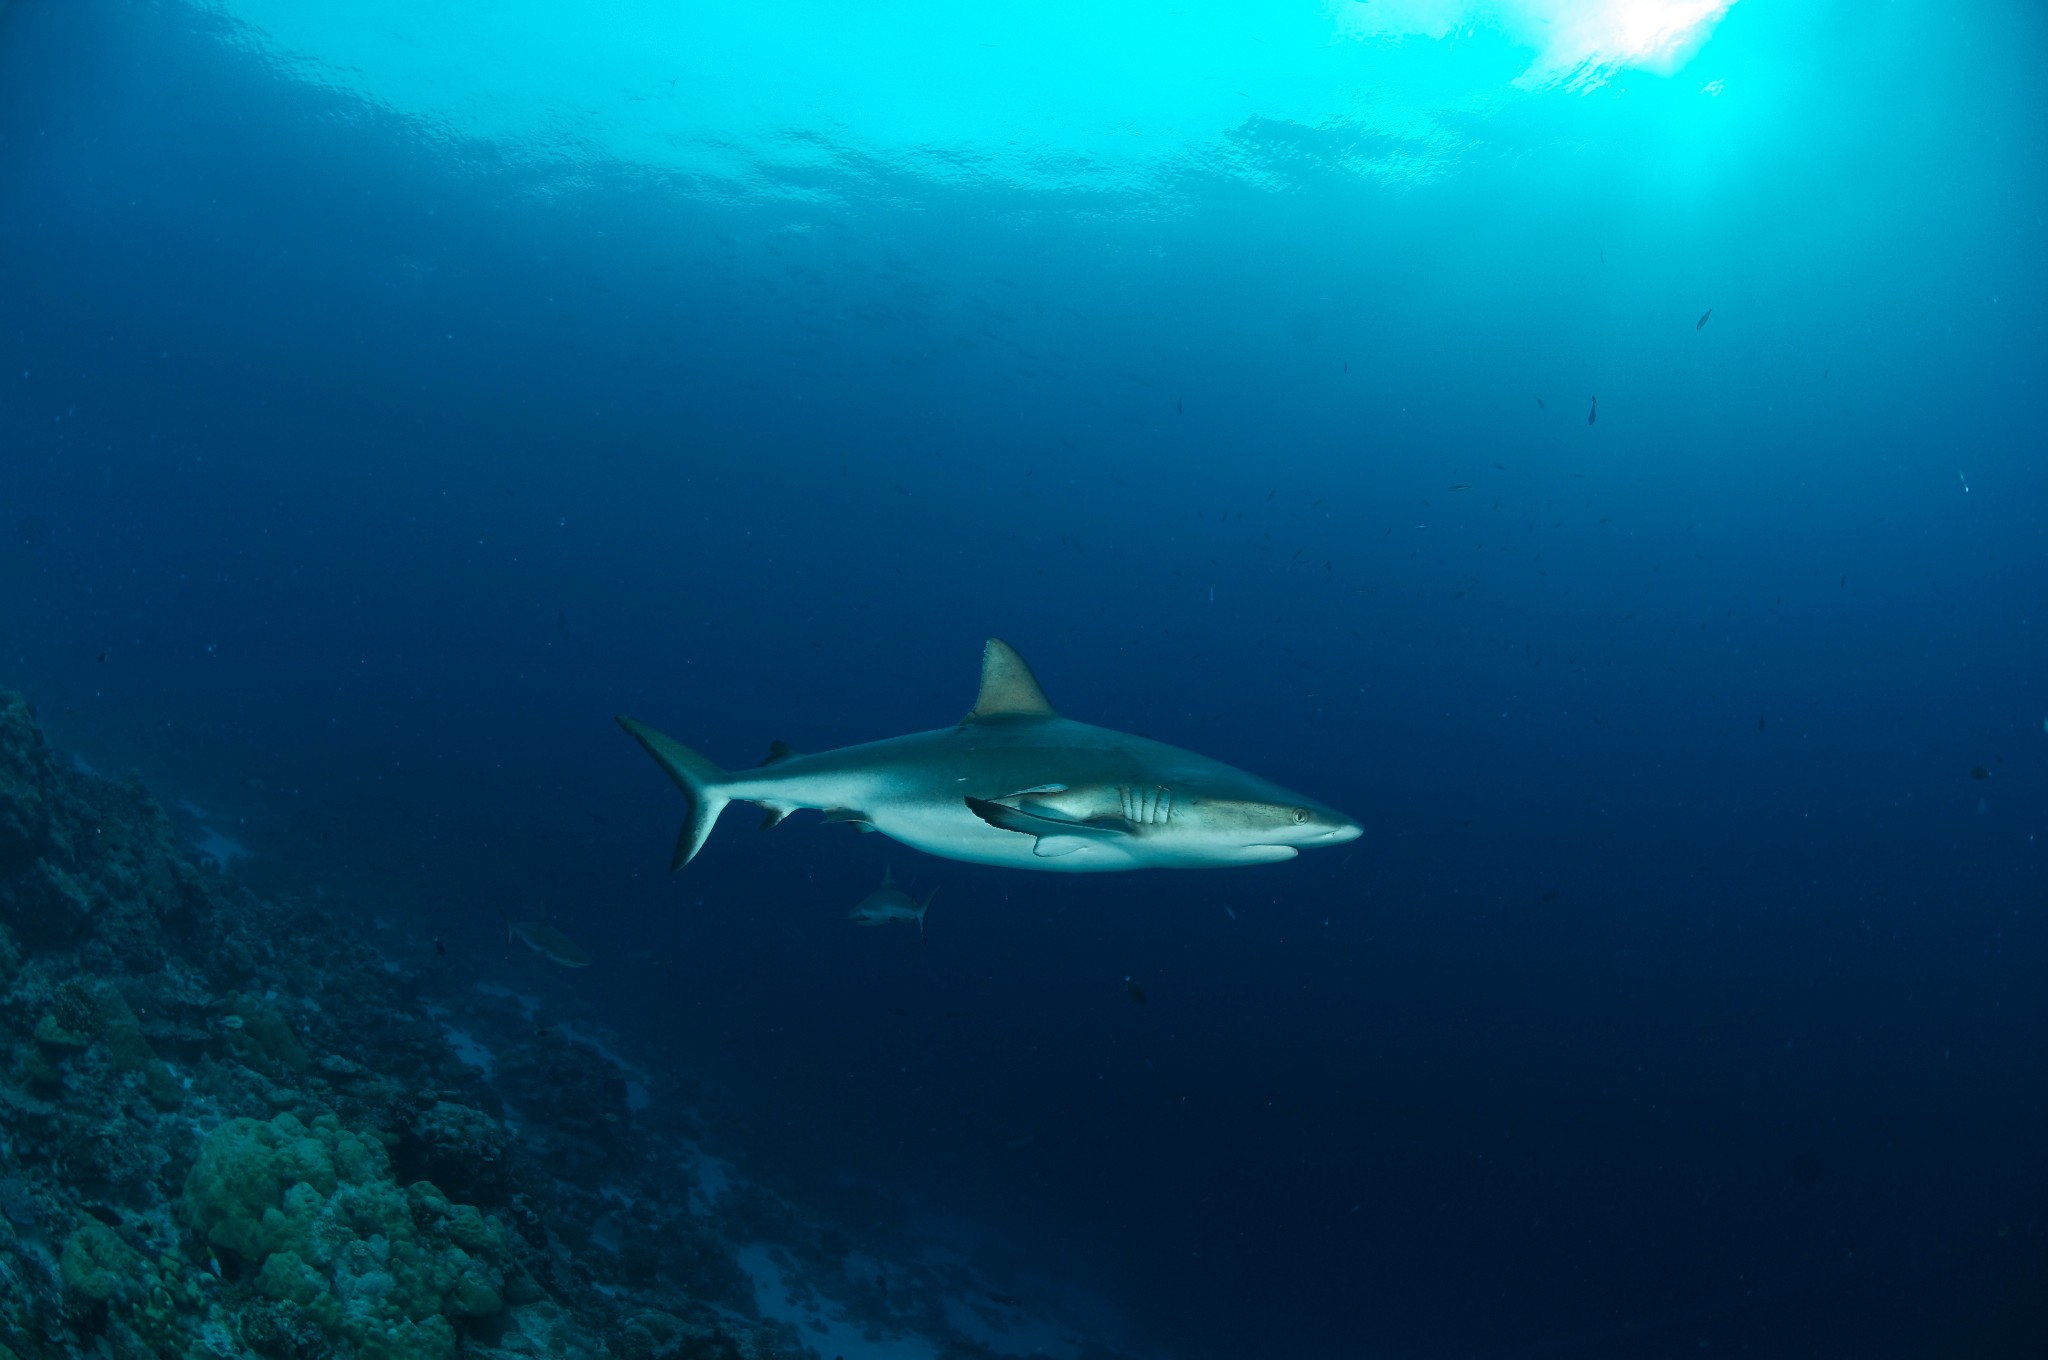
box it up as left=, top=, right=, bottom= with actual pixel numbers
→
left=616, top=715, right=731, bottom=870
left=916, top=891, right=934, bottom=944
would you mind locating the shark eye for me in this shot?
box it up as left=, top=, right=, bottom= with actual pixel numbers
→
left=1292, top=808, right=1310, bottom=824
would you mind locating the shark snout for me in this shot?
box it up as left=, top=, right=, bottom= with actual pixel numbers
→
left=1321, top=816, right=1364, bottom=844
left=1304, top=811, right=1362, bottom=846
left=1252, top=803, right=1361, bottom=850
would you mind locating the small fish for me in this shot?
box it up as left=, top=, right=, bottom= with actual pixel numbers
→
left=1224, top=905, right=1237, bottom=920
left=848, top=866, right=933, bottom=942
left=433, top=938, right=447, bottom=957
left=1541, top=889, right=1560, bottom=903
left=1534, top=396, right=1546, bottom=409
left=1342, top=360, right=1349, bottom=373
left=1696, top=308, right=1713, bottom=331
left=1970, top=765, right=1989, bottom=781
left=1587, top=395, right=1597, bottom=426
left=95, top=650, right=107, bottom=663
left=1125, top=977, right=1148, bottom=1004
left=505, top=914, right=593, bottom=968
left=1447, top=484, right=1471, bottom=492
left=1176, top=397, right=1183, bottom=415
left=1757, top=716, right=1766, bottom=732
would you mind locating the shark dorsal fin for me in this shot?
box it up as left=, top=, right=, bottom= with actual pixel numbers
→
left=967, top=639, right=1056, bottom=722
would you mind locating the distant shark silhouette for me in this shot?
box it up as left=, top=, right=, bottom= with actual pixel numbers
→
left=618, top=639, right=1361, bottom=873
left=848, top=867, right=932, bottom=942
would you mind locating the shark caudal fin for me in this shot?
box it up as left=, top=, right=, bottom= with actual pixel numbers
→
left=916, top=891, right=934, bottom=944
left=616, top=716, right=731, bottom=869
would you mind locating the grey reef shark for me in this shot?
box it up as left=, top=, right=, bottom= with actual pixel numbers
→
left=617, top=639, right=1361, bottom=873
left=848, top=867, right=933, bottom=941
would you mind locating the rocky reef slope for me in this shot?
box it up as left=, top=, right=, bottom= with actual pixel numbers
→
left=0, top=688, right=809, bottom=1360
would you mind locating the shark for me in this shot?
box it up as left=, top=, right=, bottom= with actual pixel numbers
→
left=848, top=867, right=933, bottom=942
left=616, top=638, right=1361, bottom=873
left=504, top=915, right=593, bottom=968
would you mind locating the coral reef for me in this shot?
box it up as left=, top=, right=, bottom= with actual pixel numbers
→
left=0, top=690, right=809, bottom=1360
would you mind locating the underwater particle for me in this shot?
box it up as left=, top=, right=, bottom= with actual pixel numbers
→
left=1587, top=395, right=1597, bottom=426
left=1758, top=715, right=1766, bottom=731
left=1970, top=766, right=1989, bottom=781
left=1124, top=977, right=1147, bottom=1004
left=95, top=650, right=106, bottom=663
left=1696, top=308, right=1713, bottom=331
left=1541, top=889, right=1560, bottom=902
left=434, top=938, right=447, bottom=957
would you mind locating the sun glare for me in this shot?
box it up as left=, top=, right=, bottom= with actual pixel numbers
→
left=1333, top=0, right=1738, bottom=92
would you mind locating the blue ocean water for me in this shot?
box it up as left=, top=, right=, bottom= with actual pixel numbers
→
left=2, top=0, right=2044, bottom=1354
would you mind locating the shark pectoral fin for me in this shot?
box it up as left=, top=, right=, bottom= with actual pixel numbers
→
left=965, top=798, right=1137, bottom=852
left=996, top=783, right=1069, bottom=799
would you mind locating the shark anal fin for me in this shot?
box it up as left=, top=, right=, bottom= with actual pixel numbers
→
left=965, top=639, right=1057, bottom=722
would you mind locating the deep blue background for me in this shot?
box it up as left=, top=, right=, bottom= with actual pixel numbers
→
left=3, top=1, right=2045, bottom=1355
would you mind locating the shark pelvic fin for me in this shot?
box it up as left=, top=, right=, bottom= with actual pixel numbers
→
left=616, top=715, right=731, bottom=870
left=966, top=639, right=1057, bottom=722
left=824, top=806, right=875, bottom=827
